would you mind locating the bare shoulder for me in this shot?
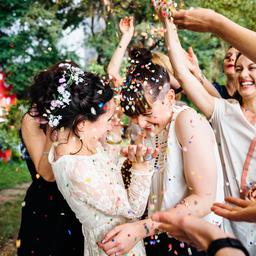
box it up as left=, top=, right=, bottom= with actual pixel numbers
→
left=175, top=108, right=207, bottom=127
left=21, top=112, right=33, bottom=126
left=175, top=108, right=211, bottom=141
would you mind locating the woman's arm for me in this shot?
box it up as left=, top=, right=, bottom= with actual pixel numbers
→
left=21, top=113, right=55, bottom=181
left=173, top=8, right=256, bottom=63
left=67, top=144, right=157, bottom=219
left=173, top=109, right=218, bottom=217
left=107, top=17, right=134, bottom=87
left=163, top=16, right=215, bottom=118
left=99, top=218, right=157, bottom=256
left=187, top=46, right=221, bottom=98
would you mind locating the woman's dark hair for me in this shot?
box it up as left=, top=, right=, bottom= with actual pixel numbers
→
left=233, top=52, right=243, bottom=104
left=121, top=47, right=170, bottom=117
left=29, top=61, right=113, bottom=137
left=234, top=52, right=242, bottom=66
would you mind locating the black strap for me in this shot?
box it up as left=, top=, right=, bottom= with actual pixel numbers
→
left=207, top=237, right=249, bottom=256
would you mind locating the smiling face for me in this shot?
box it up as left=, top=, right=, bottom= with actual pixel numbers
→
left=223, top=47, right=239, bottom=76
left=132, top=89, right=175, bottom=136
left=235, top=55, right=256, bottom=100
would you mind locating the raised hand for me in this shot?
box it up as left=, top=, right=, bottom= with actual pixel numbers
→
left=119, top=16, right=134, bottom=39
left=211, top=197, right=256, bottom=223
left=172, top=8, right=217, bottom=32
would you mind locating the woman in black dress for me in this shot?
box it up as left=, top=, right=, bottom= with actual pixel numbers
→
left=17, top=61, right=84, bottom=256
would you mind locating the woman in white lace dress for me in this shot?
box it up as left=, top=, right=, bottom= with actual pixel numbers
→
left=32, top=61, right=159, bottom=256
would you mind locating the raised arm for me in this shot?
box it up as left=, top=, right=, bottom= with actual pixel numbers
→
left=187, top=46, right=221, bottom=98
left=107, top=17, right=134, bottom=87
left=21, top=113, right=55, bottom=181
left=163, top=16, right=215, bottom=118
left=173, top=8, right=256, bottom=63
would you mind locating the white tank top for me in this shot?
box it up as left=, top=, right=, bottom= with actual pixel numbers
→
left=148, top=105, right=224, bottom=225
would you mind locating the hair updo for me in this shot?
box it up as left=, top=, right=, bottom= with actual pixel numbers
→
left=121, top=47, right=170, bottom=117
left=29, top=61, right=113, bottom=137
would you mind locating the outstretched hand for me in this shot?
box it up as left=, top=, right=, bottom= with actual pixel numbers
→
left=152, top=211, right=231, bottom=251
left=211, top=197, right=256, bottom=223
left=172, top=8, right=217, bottom=32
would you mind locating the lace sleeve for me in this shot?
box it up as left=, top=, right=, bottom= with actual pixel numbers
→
left=68, top=158, right=153, bottom=219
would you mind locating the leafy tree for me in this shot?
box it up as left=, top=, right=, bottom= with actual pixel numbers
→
left=0, top=0, right=77, bottom=97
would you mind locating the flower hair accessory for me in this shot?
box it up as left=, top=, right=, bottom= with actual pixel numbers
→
left=43, top=62, right=84, bottom=127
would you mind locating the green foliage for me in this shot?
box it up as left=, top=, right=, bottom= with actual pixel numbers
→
left=1, top=0, right=256, bottom=97
left=0, top=100, right=29, bottom=159
left=0, top=1, right=77, bottom=97
left=0, top=197, right=24, bottom=248
left=0, top=161, right=30, bottom=190
left=87, top=62, right=105, bottom=76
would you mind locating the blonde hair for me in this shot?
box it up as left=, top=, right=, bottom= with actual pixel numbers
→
left=152, top=52, right=182, bottom=101
left=152, top=52, right=174, bottom=76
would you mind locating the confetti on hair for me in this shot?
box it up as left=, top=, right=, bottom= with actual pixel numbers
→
left=91, top=107, right=96, bottom=115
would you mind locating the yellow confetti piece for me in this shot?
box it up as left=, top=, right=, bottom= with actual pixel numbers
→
left=84, top=178, right=91, bottom=183
left=16, top=239, right=21, bottom=248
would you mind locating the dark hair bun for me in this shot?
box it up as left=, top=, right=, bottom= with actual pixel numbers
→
left=29, top=61, right=113, bottom=135
left=129, top=47, right=152, bottom=64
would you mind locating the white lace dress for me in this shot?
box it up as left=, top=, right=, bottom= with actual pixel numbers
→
left=48, top=145, right=153, bottom=256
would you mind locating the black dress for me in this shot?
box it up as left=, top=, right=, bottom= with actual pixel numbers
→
left=145, top=233, right=207, bottom=256
left=17, top=133, right=84, bottom=256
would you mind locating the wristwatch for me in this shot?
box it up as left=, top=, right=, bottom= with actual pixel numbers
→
left=207, top=237, right=249, bottom=256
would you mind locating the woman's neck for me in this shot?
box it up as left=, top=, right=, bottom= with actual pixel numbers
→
left=242, top=98, right=256, bottom=114
left=225, top=76, right=236, bottom=96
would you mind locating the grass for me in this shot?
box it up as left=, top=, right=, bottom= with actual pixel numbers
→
left=0, top=196, right=23, bottom=250
left=0, top=161, right=31, bottom=191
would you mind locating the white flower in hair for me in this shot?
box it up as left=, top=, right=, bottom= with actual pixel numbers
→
left=48, top=115, right=62, bottom=127
left=43, top=62, right=84, bottom=127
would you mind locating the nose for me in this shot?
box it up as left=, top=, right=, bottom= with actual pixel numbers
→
left=229, top=53, right=236, bottom=62
left=239, top=68, right=249, bottom=78
left=137, top=115, right=148, bottom=128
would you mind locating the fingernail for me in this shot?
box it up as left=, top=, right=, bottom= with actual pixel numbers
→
left=102, top=239, right=106, bottom=243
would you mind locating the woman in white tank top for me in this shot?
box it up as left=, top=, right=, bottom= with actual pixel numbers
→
left=99, top=47, right=224, bottom=256
left=161, top=15, right=256, bottom=255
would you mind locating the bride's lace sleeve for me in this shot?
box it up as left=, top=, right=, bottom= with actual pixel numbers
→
left=68, top=158, right=153, bottom=219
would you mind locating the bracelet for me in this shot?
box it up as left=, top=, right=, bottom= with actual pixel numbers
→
left=42, top=151, right=49, bottom=156
left=207, top=237, right=249, bottom=256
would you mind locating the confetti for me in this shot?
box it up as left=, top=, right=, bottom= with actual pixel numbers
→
left=91, top=107, right=96, bottom=115
left=16, top=239, right=21, bottom=248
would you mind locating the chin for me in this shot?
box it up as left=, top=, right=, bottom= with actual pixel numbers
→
left=239, top=90, right=256, bottom=99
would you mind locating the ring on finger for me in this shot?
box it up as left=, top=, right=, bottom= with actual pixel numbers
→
left=137, top=156, right=144, bottom=163
left=144, top=154, right=153, bottom=161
